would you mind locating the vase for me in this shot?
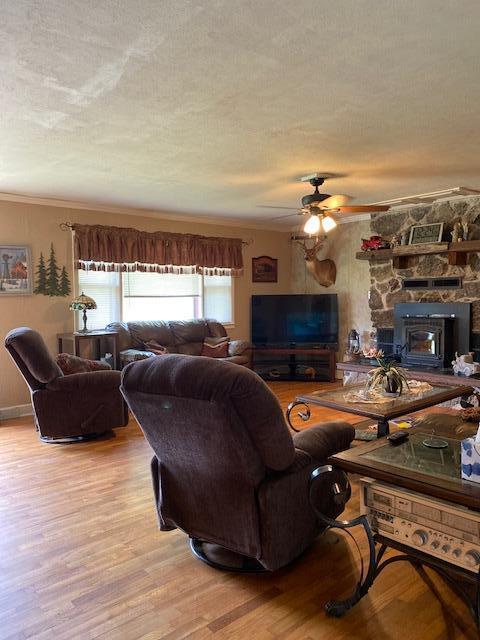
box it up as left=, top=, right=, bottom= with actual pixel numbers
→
left=384, top=376, right=400, bottom=396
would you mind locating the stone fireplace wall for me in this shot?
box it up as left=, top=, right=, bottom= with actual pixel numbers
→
left=369, top=195, right=480, bottom=335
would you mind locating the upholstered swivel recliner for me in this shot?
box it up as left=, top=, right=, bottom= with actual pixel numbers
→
left=5, top=327, right=129, bottom=442
left=121, top=354, right=355, bottom=571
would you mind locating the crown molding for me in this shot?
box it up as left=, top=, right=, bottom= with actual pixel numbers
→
left=0, top=191, right=291, bottom=233
left=372, top=186, right=480, bottom=207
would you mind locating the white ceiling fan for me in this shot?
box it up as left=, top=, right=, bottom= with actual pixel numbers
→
left=258, top=173, right=390, bottom=235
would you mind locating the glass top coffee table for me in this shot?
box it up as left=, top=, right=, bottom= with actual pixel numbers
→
left=289, top=382, right=473, bottom=437
left=331, top=427, right=480, bottom=510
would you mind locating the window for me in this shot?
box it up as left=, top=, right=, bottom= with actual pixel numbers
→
left=77, top=270, right=121, bottom=330
left=76, top=270, right=233, bottom=328
left=203, top=274, right=233, bottom=324
left=122, top=272, right=201, bottom=322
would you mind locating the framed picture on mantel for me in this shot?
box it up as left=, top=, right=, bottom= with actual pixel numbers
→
left=252, top=256, right=278, bottom=283
left=409, top=222, right=444, bottom=245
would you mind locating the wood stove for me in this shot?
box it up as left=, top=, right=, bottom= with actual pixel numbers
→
left=401, top=316, right=455, bottom=368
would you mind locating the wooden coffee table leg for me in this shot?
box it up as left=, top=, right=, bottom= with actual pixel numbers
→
left=377, top=418, right=390, bottom=438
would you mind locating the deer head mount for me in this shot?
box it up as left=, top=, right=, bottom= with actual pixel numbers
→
left=294, top=237, right=337, bottom=288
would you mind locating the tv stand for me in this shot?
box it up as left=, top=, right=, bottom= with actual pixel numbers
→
left=252, top=346, right=336, bottom=382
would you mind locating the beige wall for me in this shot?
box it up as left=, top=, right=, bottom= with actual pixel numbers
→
left=291, top=219, right=372, bottom=359
left=0, top=201, right=291, bottom=409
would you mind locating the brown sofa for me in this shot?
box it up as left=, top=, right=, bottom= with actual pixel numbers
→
left=121, top=353, right=355, bottom=571
left=5, top=327, right=129, bottom=442
left=106, top=319, right=251, bottom=368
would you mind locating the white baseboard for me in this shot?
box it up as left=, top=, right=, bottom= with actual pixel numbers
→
left=0, top=404, right=32, bottom=421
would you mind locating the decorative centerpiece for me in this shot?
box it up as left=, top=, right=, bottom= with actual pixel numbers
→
left=367, top=351, right=409, bottom=396
left=69, top=292, right=97, bottom=333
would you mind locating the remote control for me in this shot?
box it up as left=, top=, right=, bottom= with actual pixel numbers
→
left=387, top=431, right=409, bottom=446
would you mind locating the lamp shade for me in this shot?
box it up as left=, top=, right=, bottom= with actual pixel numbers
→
left=321, top=214, right=337, bottom=233
left=69, top=292, right=97, bottom=311
left=303, top=214, right=321, bottom=235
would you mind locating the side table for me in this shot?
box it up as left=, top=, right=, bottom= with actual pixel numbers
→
left=57, top=331, right=119, bottom=370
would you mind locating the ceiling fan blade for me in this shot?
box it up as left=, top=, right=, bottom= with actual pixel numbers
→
left=256, top=205, right=299, bottom=210
left=320, top=194, right=353, bottom=209
left=331, top=205, right=390, bottom=213
left=270, top=212, right=304, bottom=221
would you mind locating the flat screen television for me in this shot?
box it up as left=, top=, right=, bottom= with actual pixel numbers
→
left=251, top=294, right=338, bottom=346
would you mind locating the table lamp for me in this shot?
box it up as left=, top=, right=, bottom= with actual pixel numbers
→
left=69, top=291, right=97, bottom=333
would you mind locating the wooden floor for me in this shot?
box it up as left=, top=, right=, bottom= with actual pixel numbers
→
left=0, top=381, right=476, bottom=640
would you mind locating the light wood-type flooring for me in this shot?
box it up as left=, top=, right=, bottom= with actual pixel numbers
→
left=0, top=381, right=476, bottom=639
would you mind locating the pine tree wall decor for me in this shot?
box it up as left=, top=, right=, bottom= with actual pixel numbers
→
left=46, top=243, right=60, bottom=296
left=34, top=244, right=71, bottom=297
left=59, top=266, right=71, bottom=297
left=34, top=252, right=47, bottom=295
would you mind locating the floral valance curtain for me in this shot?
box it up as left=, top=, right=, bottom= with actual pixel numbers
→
left=72, top=224, right=244, bottom=276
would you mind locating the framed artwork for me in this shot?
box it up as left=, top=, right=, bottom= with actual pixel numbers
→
left=252, top=255, right=278, bottom=283
left=408, top=223, right=444, bottom=245
left=0, top=245, right=32, bottom=295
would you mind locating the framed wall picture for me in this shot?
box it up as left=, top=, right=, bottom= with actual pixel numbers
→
left=252, top=255, right=278, bottom=283
left=0, top=245, right=32, bottom=295
left=408, top=223, right=444, bottom=245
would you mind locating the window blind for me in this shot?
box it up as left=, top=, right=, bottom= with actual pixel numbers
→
left=204, top=275, right=232, bottom=323
left=122, top=271, right=201, bottom=297
left=77, top=270, right=121, bottom=330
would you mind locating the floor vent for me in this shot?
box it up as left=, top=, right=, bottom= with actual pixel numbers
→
left=402, top=277, right=462, bottom=290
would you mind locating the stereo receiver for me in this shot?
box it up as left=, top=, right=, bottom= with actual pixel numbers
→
left=360, top=478, right=480, bottom=572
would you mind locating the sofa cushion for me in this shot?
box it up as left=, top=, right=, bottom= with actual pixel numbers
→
left=177, top=342, right=204, bottom=356
left=206, top=319, right=228, bottom=338
left=169, top=319, right=208, bottom=344
left=128, top=321, right=175, bottom=348
left=105, top=322, right=132, bottom=352
left=56, top=353, right=112, bottom=375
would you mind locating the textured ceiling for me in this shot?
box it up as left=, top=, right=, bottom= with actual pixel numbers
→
left=1, top=0, right=480, bottom=224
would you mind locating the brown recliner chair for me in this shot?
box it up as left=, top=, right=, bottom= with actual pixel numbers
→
left=5, top=327, right=129, bottom=443
left=121, top=354, right=355, bottom=571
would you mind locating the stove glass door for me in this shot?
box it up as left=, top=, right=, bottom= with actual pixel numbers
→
left=407, top=329, right=438, bottom=355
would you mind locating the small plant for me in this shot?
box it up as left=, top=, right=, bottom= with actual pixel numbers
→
left=367, top=351, right=409, bottom=395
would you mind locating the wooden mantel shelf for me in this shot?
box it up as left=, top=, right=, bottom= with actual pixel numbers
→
left=356, top=240, right=480, bottom=268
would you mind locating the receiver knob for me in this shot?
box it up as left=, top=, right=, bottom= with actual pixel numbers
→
left=431, top=540, right=440, bottom=550
left=441, top=544, right=450, bottom=554
left=412, top=530, right=428, bottom=547
left=452, top=548, right=462, bottom=558
left=465, top=551, right=480, bottom=568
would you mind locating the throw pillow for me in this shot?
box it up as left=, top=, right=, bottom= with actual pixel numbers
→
left=204, top=336, right=229, bottom=347
left=55, top=353, right=112, bottom=375
left=201, top=337, right=229, bottom=358
left=143, top=340, right=169, bottom=356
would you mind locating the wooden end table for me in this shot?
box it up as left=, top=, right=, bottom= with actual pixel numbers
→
left=57, top=330, right=119, bottom=370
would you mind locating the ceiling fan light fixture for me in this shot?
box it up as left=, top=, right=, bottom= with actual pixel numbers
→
left=301, top=191, right=331, bottom=208
left=321, top=214, right=337, bottom=233
left=303, top=213, right=321, bottom=235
